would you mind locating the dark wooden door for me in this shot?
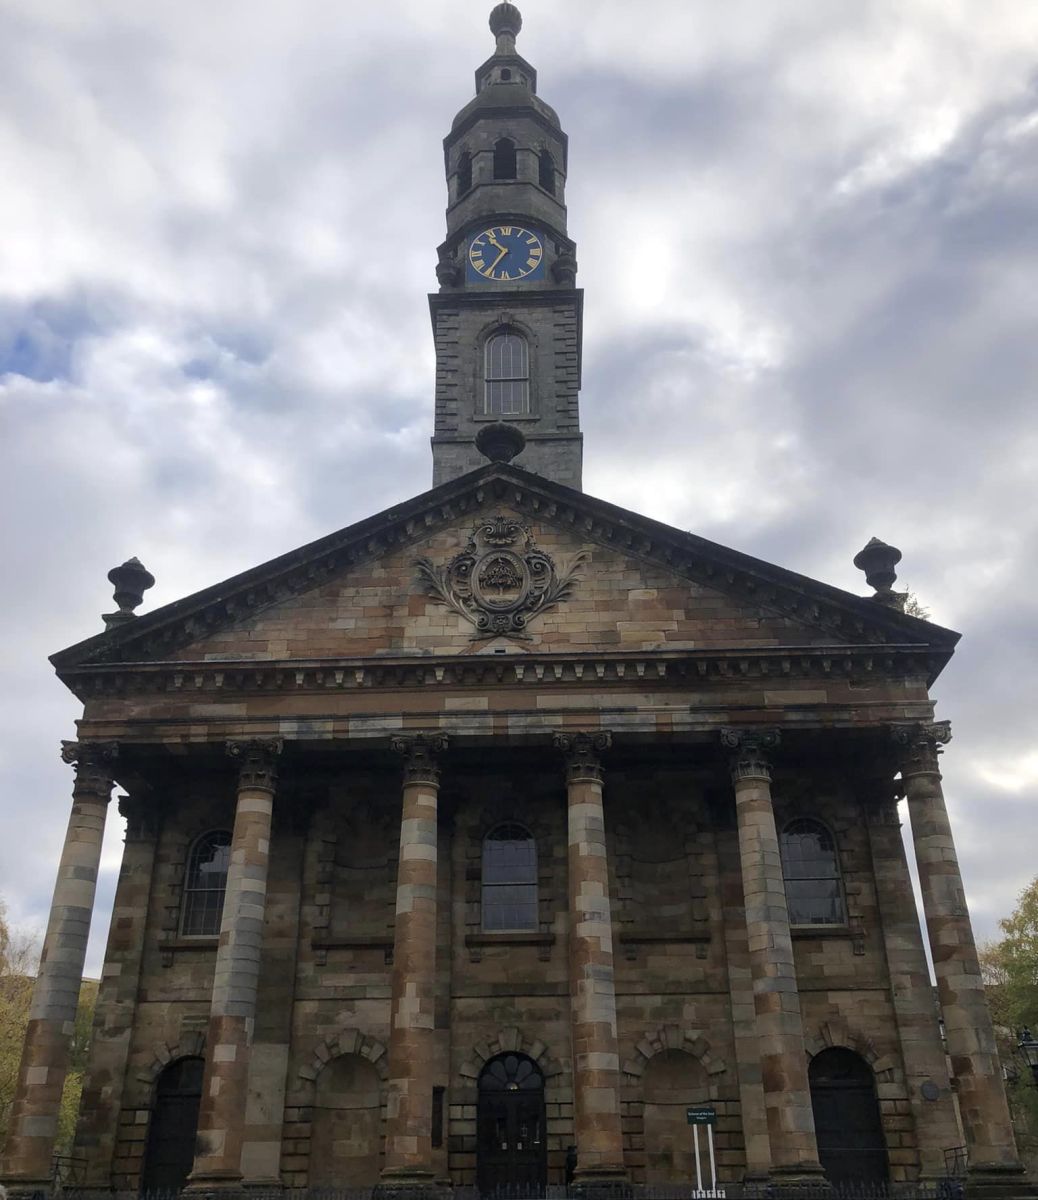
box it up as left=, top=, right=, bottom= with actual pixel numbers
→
left=477, top=1054, right=547, bottom=1197
left=141, top=1056, right=204, bottom=1195
left=810, top=1048, right=889, bottom=1185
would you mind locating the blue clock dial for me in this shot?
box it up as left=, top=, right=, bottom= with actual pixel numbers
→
left=467, top=225, right=545, bottom=283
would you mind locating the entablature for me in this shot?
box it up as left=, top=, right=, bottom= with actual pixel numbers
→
left=59, top=643, right=940, bottom=704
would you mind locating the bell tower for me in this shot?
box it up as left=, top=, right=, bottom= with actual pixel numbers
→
left=430, top=3, right=583, bottom=489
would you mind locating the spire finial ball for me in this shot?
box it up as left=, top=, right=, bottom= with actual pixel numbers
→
left=489, top=2, right=522, bottom=40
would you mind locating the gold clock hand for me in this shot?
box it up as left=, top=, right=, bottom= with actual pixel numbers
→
left=489, top=245, right=508, bottom=272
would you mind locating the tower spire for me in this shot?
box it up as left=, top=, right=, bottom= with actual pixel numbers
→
left=429, top=6, right=583, bottom=490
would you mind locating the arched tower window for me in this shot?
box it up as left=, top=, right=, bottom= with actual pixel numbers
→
left=457, top=150, right=472, bottom=197
left=181, top=830, right=232, bottom=936
left=780, top=818, right=846, bottom=926
left=538, top=148, right=555, bottom=194
left=493, top=137, right=517, bottom=180
left=482, top=823, right=537, bottom=931
left=484, top=331, right=529, bottom=416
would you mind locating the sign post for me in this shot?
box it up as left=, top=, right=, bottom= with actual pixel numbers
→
left=686, top=1106, right=720, bottom=1196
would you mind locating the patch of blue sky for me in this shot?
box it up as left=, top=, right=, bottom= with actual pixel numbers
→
left=0, top=300, right=97, bottom=384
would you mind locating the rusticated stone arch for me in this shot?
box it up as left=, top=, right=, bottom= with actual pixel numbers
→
left=282, top=1030, right=390, bottom=1188
left=804, top=1019, right=900, bottom=1083
left=621, top=1025, right=728, bottom=1083
left=136, top=1031, right=207, bottom=1087
left=621, top=1030, right=730, bottom=1183
left=298, top=1028, right=389, bottom=1084
left=458, top=1027, right=563, bottom=1084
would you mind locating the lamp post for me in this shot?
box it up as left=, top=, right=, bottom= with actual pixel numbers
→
left=1018, top=1027, right=1038, bottom=1087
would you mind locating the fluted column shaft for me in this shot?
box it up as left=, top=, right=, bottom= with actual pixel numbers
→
left=896, top=724, right=1023, bottom=1181
left=189, top=739, right=282, bottom=1191
left=554, top=731, right=626, bottom=1187
left=1, top=741, right=117, bottom=1193
left=722, top=728, right=823, bottom=1181
left=379, top=734, right=447, bottom=1191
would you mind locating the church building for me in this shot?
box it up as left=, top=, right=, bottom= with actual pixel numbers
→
left=3, top=6, right=1033, bottom=1198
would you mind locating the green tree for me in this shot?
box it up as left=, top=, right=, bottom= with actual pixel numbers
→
left=982, top=875, right=1038, bottom=1172
left=0, top=896, right=39, bottom=1149
left=0, top=897, right=97, bottom=1166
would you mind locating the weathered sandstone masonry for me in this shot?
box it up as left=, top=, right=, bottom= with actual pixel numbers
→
left=72, top=793, right=161, bottom=1185
left=722, top=728, right=825, bottom=1184
left=861, top=774, right=961, bottom=1181
left=377, top=733, right=448, bottom=1196
left=187, top=738, right=282, bottom=1194
left=896, top=723, right=1027, bottom=1197
left=1, top=741, right=117, bottom=1195
left=554, top=731, right=628, bottom=1191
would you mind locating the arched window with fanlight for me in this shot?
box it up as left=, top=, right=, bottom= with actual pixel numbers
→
left=780, top=818, right=846, bottom=926
left=181, top=830, right=232, bottom=936
left=493, top=137, right=517, bottom=180
left=482, top=823, right=538, bottom=931
left=484, top=330, right=529, bottom=416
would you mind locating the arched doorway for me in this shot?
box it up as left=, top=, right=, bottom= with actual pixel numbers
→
left=809, top=1048, right=888, bottom=1185
left=310, top=1054, right=383, bottom=1186
left=140, top=1056, right=203, bottom=1194
left=477, top=1053, right=547, bottom=1196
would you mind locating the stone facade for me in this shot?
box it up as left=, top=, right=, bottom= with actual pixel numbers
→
left=1, top=474, right=1031, bottom=1197
left=2, top=6, right=1032, bottom=1198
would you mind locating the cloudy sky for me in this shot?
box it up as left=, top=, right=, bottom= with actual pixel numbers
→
left=2, top=0, right=1037, bottom=976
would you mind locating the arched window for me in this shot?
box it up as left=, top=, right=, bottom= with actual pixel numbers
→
left=482, top=823, right=537, bottom=931
left=780, top=818, right=846, bottom=926
left=485, top=331, right=529, bottom=416
left=457, top=150, right=472, bottom=197
left=493, top=137, right=517, bottom=180
left=181, top=830, right=231, bottom=936
left=538, top=148, right=555, bottom=194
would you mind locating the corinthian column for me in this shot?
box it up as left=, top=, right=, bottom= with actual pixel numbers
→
left=553, top=731, right=627, bottom=1193
left=378, top=733, right=448, bottom=1199
left=721, top=728, right=824, bottom=1184
left=895, top=724, right=1029, bottom=1196
left=188, top=738, right=282, bottom=1195
left=1, top=741, right=117, bottom=1197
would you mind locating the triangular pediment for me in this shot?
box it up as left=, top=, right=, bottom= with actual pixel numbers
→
left=51, top=464, right=958, bottom=679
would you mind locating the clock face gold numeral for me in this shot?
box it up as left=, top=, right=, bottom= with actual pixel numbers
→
left=468, top=225, right=544, bottom=281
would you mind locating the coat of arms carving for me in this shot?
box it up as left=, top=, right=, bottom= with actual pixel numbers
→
left=415, top=515, right=586, bottom=639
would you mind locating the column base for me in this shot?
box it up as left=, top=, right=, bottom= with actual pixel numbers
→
left=0, top=1179, right=55, bottom=1200
left=965, top=1164, right=1038, bottom=1200
left=184, top=1169, right=247, bottom=1200
left=374, top=1169, right=452, bottom=1200
left=569, top=1167, right=631, bottom=1200
left=764, top=1163, right=831, bottom=1195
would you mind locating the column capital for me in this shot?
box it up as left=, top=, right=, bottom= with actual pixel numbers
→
left=892, top=721, right=951, bottom=776
left=60, top=739, right=118, bottom=797
left=391, top=732, right=448, bottom=786
left=117, top=793, right=161, bottom=842
left=852, top=773, right=903, bottom=827
left=553, top=730, right=612, bottom=783
left=721, top=727, right=780, bottom=783
left=226, top=737, right=283, bottom=793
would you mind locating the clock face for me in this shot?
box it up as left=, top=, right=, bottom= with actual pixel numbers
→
left=467, top=225, right=545, bottom=283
